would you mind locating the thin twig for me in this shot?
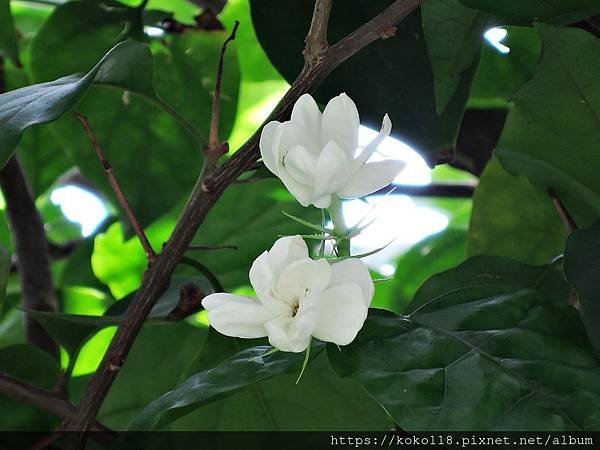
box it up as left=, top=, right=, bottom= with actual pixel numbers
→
left=548, top=189, right=577, bottom=233
left=304, top=0, right=334, bottom=64
left=64, top=1, right=424, bottom=445
left=203, top=21, right=240, bottom=175
left=186, top=244, right=238, bottom=251
left=373, top=182, right=476, bottom=197
left=73, top=112, right=156, bottom=262
left=0, top=372, right=116, bottom=444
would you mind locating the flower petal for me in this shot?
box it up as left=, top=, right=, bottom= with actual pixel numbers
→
left=312, top=140, right=350, bottom=200
left=321, top=93, right=360, bottom=154
left=202, top=293, right=274, bottom=339
left=282, top=145, right=318, bottom=187
left=312, top=283, right=369, bottom=346
left=278, top=171, right=314, bottom=207
left=248, top=250, right=273, bottom=298
left=264, top=289, right=320, bottom=353
left=313, top=194, right=332, bottom=209
left=274, top=258, right=331, bottom=303
left=267, top=235, right=309, bottom=276
left=291, top=94, right=321, bottom=151
left=338, top=159, right=406, bottom=199
left=330, top=258, right=374, bottom=306
left=259, top=120, right=283, bottom=175
left=352, top=114, right=392, bottom=171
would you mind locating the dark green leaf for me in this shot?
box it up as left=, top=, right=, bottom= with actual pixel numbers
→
left=127, top=332, right=390, bottom=433
left=460, top=0, right=600, bottom=24
left=329, top=256, right=600, bottom=430
left=564, top=220, right=600, bottom=355
left=422, top=0, right=489, bottom=114
left=410, top=254, right=569, bottom=310
left=251, top=1, right=475, bottom=158
left=469, top=26, right=542, bottom=108
left=374, top=228, right=468, bottom=313
left=496, top=24, right=600, bottom=226
left=0, top=40, right=154, bottom=169
left=469, top=158, right=566, bottom=265
left=0, top=344, right=60, bottom=432
left=0, top=0, right=19, bottom=67
left=70, top=322, right=208, bottom=427
left=126, top=344, right=311, bottom=431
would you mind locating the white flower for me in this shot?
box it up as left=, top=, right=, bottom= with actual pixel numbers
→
left=259, top=93, right=405, bottom=208
left=202, top=236, right=374, bottom=353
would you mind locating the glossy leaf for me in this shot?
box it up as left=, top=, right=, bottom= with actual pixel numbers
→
left=126, top=344, right=313, bottom=431
left=126, top=331, right=390, bottom=433
left=460, top=0, right=600, bottom=24
left=422, top=0, right=489, bottom=114
left=496, top=24, right=600, bottom=226
left=564, top=220, right=600, bottom=355
left=0, top=40, right=153, bottom=169
left=469, top=158, right=566, bottom=265
left=330, top=256, right=600, bottom=430
left=251, top=0, right=475, bottom=158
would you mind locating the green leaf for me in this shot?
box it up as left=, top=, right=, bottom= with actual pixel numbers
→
left=25, top=309, right=121, bottom=357
left=92, top=179, right=319, bottom=297
left=0, top=344, right=60, bottom=432
left=468, top=26, right=542, bottom=108
left=251, top=1, right=475, bottom=158
left=126, top=332, right=390, bottom=433
left=70, top=322, right=208, bottom=427
left=373, top=228, right=468, bottom=313
left=564, top=220, right=600, bottom=356
left=496, top=24, right=600, bottom=226
left=126, top=343, right=312, bottom=431
left=0, top=0, right=19, bottom=67
left=28, top=0, right=239, bottom=226
left=0, top=39, right=153, bottom=169
left=329, top=256, right=600, bottom=431
left=410, top=254, right=569, bottom=310
left=460, top=0, right=600, bottom=24
left=469, top=158, right=566, bottom=265
left=422, top=0, right=489, bottom=114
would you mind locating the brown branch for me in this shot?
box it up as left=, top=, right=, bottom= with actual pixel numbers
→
left=548, top=189, right=577, bottom=233
left=204, top=21, right=239, bottom=175
left=0, top=56, right=59, bottom=359
left=0, top=371, right=116, bottom=445
left=64, top=1, right=424, bottom=445
left=73, top=112, right=156, bottom=262
left=304, top=0, right=334, bottom=64
left=0, top=156, right=59, bottom=359
left=373, top=182, right=476, bottom=198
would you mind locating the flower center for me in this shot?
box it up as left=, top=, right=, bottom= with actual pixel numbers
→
left=291, top=300, right=299, bottom=317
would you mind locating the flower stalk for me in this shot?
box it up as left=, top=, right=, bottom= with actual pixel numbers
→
left=329, top=196, right=351, bottom=257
